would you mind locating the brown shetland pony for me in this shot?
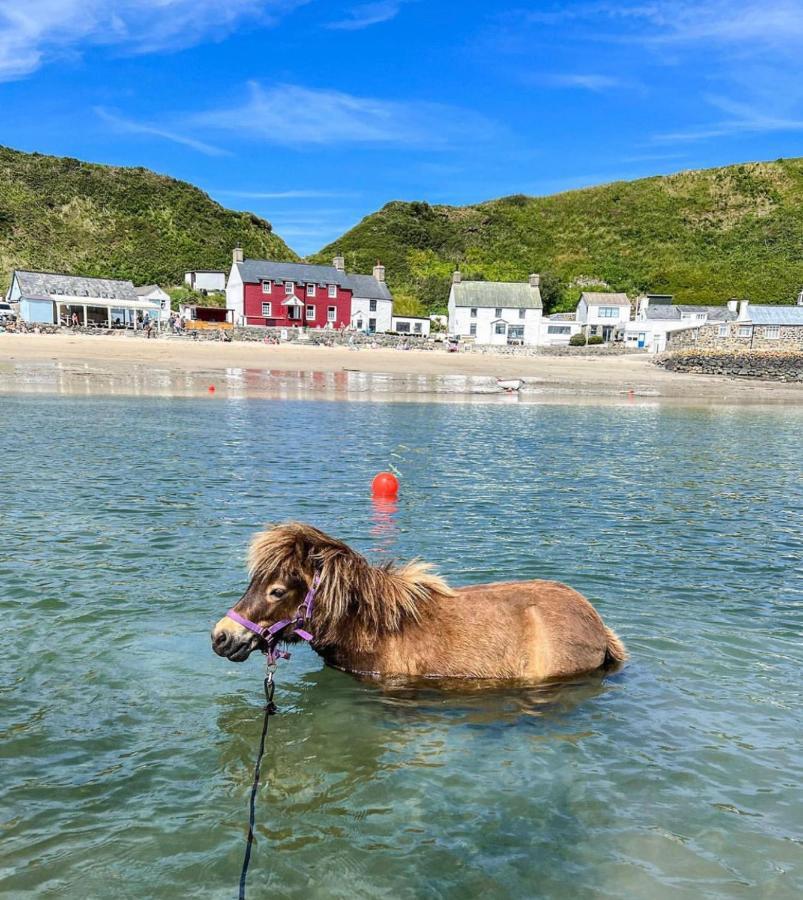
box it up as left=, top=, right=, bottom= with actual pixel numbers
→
left=211, top=522, right=627, bottom=680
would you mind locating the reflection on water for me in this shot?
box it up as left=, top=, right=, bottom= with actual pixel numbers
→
left=1, top=395, right=801, bottom=898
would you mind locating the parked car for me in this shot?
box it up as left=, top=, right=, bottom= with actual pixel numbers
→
left=0, top=302, right=17, bottom=324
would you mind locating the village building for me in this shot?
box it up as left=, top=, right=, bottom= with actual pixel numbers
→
left=135, top=284, right=171, bottom=322
left=538, top=312, right=583, bottom=346
left=225, top=250, right=392, bottom=331
left=391, top=315, right=431, bottom=336
left=575, top=292, right=631, bottom=341
left=177, top=303, right=235, bottom=328
left=664, top=300, right=803, bottom=351
left=624, top=296, right=738, bottom=352
left=184, top=270, right=226, bottom=293
left=9, top=269, right=162, bottom=328
left=447, top=272, right=543, bottom=345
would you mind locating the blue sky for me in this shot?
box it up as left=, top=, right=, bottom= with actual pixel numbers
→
left=2, top=1, right=803, bottom=255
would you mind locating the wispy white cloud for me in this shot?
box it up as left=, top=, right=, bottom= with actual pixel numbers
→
left=325, top=1, right=408, bottom=31
left=94, top=107, right=229, bottom=157
left=653, top=96, right=803, bottom=144
left=0, top=0, right=307, bottom=82
left=192, top=81, right=497, bottom=149
left=214, top=188, right=360, bottom=199
left=538, top=73, right=628, bottom=92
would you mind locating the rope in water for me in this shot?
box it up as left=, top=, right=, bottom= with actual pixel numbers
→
left=238, top=671, right=277, bottom=900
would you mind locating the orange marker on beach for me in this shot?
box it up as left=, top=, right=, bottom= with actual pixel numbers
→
left=371, top=471, right=399, bottom=498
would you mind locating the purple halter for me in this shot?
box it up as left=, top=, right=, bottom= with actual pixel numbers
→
left=226, top=572, right=320, bottom=665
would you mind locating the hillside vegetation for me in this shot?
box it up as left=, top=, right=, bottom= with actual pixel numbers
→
left=312, top=158, right=803, bottom=312
left=0, top=146, right=296, bottom=292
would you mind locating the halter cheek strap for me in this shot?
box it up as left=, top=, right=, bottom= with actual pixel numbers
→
left=225, top=572, right=321, bottom=665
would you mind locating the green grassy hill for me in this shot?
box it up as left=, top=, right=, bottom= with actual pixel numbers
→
left=312, top=158, right=803, bottom=313
left=0, top=146, right=296, bottom=292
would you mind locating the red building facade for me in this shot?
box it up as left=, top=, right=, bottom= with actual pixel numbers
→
left=242, top=274, right=351, bottom=328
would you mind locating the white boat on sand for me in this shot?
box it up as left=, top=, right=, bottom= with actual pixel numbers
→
left=496, top=378, right=525, bottom=392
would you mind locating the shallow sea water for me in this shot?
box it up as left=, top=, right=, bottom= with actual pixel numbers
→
left=0, top=394, right=801, bottom=899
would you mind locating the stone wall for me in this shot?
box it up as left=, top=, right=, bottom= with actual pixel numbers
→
left=658, top=349, right=803, bottom=381
left=666, top=322, right=803, bottom=351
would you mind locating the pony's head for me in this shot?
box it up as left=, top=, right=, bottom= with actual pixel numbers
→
left=211, top=522, right=452, bottom=662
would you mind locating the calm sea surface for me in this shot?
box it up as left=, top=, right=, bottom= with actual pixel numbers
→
left=1, top=394, right=801, bottom=899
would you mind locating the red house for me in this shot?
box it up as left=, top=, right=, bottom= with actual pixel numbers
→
left=226, top=252, right=355, bottom=329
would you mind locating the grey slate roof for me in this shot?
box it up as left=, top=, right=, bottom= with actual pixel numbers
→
left=645, top=304, right=736, bottom=322
left=580, top=292, right=631, bottom=307
left=452, top=280, right=542, bottom=310
left=135, top=284, right=162, bottom=296
left=14, top=270, right=137, bottom=302
left=236, top=259, right=391, bottom=300
left=746, top=305, right=803, bottom=325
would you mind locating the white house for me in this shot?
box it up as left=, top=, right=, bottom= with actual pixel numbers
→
left=391, top=315, right=430, bottom=336
left=9, top=269, right=161, bottom=328
left=575, top=292, right=631, bottom=341
left=184, top=270, right=226, bottom=292
left=447, top=272, right=543, bottom=345
left=135, top=284, right=171, bottom=321
left=623, top=296, right=738, bottom=352
left=348, top=263, right=393, bottom=333
left=538, top=313, right=583, bottom=346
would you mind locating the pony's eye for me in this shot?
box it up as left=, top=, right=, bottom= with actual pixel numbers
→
left=269, top=587, right=285, bottom=598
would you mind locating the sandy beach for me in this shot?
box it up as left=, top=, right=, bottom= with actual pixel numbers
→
left=1, top=332, right=802, bottom=404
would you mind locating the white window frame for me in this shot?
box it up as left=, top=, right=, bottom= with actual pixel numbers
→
left=470, top=307, right=477, bottom=318
left=306, top=304, right=315, bottom=320
left=261, top=280, right=272, bottom=294
left=327, top=306, right=336, bottom=322
left=328, top=284, right=337, bottom=298
left=518, top=308, right=526, bottom=319
left=718, top=324, right=729, bottom=337
left=414, top=322, right=422, bottom=333
left=495, top=322, right=506, bottom=335
left=469, top=323, right=477, bottom=336
left=284, top=281, right=294, bottom=296
left=261, top=302, right=272, bottom=317
left=495, top=308, right=502, bottom=318
left=306, top=283, right=316, bottom=297
left=765, top=324, right=780, bottom=339
left=739, top=325, right=752, bottom=338
left=368, top=318, right=377, bottom=332
left=598, top=306, right=618, bottom=318
left=369, top=299, right=377, bottom=312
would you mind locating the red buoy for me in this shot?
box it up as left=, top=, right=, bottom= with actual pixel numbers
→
left=208, top=385, right=216, bottom=393
left=371, top=471, right=399, bottom=498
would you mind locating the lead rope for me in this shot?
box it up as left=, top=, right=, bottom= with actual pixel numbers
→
left=238, top=666, right=277, bottom=900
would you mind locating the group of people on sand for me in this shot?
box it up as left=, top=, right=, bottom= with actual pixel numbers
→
left=166, top=313, right=186, bottom=335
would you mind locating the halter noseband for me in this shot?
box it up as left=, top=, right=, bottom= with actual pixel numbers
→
left=225, top=572, right=320, bottom=665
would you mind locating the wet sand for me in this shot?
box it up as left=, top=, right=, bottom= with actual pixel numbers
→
left=1, top=332, right=802, bottom=404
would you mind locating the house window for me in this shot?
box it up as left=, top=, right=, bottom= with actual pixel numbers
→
left=288, top=306, right=301, bottom=320
left=547, top=325, right=571, bottom=335
left=262, top=280, right=272, bottom=294
left=369, top=299, right=377, bottom=312
left=306, top=304, right=315, bottom=319
left=327, top=306, right=336, bottom=322
left=306, top=283, right=316, bottom=297
left=495, top=308, right=502, bottom=318
left=765, top=324, right=780, bottom=339
left=414, top=322, right=422, bottom=333
left=356, top=319, right=363, bottom=329
left=284, top=281, right=294, bottom=296
left=739, top=325, right=752, bottom=337
left=369, top=318, right=377, bottom=332
left=469, top=323, right=477, bottom=336
left=261, top=302, right=272, bottom=317
left=328, top=284, right=337, bottom=298
left=470, top=308, right=477, bottom=318
left=518, top=309, right=526, bottom=319
left=396, top=321, right=410, bottom=333
left=599, top=306, right=618, bottom=318
left=495, top=322, right=506, bottom=335
left=718, top=324, right=729, bottom=337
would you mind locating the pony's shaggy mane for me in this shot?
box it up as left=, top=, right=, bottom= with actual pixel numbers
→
left=248, top=522, right=454, bottom=649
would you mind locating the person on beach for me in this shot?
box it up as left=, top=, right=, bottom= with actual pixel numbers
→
left=71, top=312, right=79, bottom=327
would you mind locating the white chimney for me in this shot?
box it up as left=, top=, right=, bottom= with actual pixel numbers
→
left=727, top=299, right=739, bottom=313
left=373, top=261, right=385, bottom=283
left=797, top=289, right=803, bottom=306
left=233, top=247, right=244, bottom=264
left=737, top=300, right=750, bottom=321
left=333, top=254, right=345, bottom=272
left=452, top=270, right=462, bottom=284
left=529, top=273, right=540, bottom=288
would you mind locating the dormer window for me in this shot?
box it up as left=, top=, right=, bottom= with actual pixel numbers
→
left=262, top=280, right=272, bottom=294
left=285, top=281, right=294, bottom=296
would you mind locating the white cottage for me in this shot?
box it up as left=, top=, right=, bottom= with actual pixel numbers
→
left=184, top=270, right=226, bottom=292
left=624, top=296, right=738, bottom=352
left=135, top=284, right=171, bottom=321
left=348, top=263, right=393, bottom=333
left=447, top=272, right=543, bottom=345
left=575, top=292, right=631, bottom=341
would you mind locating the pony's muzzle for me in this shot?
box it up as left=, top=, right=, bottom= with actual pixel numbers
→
left=211, top=618, right=257, bottom=662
